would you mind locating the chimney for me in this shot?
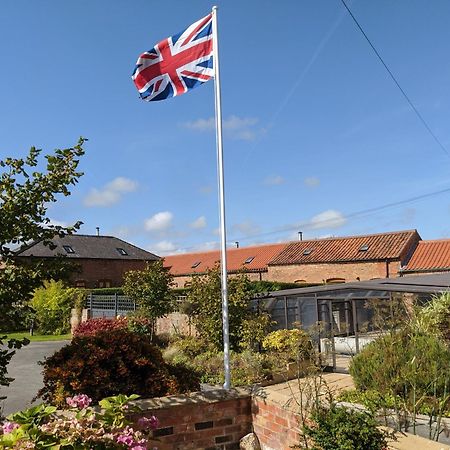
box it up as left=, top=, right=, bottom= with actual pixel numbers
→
left=96, top=227, right=100, bottom=236
left=235, top=241, right=239, bottom=248
left=298, top=231, right=303, bottom=241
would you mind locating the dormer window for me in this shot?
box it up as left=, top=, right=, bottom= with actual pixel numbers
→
left=191, top=261, right=201, bottom=268
left=244, top=256, right=255, bottom=264
left=116, top=248, right=128, bottom=256
left=359, top=244, right=369, bottom=252
left=303, top=249, right=312, bottom=256
left=63, top=245, right=75, bottom=254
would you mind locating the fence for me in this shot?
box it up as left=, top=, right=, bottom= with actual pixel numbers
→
left=85, top=294, right=187, bottom=319
left=86, top=294, right=136, bottom=318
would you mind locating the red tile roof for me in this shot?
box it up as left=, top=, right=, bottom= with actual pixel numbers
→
left=269, top=230, right=420, bottom=266
left=402, top=239, right=450, bottom=272
left=163, top=243, right=287, bottom=276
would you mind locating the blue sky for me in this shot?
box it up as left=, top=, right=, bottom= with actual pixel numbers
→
left=2, top=0, right=450, bottom=255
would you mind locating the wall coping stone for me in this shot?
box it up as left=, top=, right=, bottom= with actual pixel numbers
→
left=131, top=386, right=252, bottom=411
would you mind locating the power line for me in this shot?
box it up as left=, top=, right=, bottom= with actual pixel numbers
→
left=169, top=186, right=450, bottom=253
left=340, top=0, right=450, bottom=159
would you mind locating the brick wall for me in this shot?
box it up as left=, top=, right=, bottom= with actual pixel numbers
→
left=156, top=312, right=194, bottom=336
left=172, top=271, right=268, bottom=288
left=133, top=389, right=252, bottom=450
left=69, top=258, right=150, bottom=288
left=130, top=387, right=305, bottom=450
left=267, top=260, right=401, bottom=284
left=252, top=397, right=301, bottom=450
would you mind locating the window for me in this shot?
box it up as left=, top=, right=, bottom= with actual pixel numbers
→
left=303, top=249, right=312, bottom=256
left=294, top=279, right=307, bottom=284
left=359, top=244, right=369, bottom=252
left=244, top=256, right=255, bottom=264
left=98, top=279, right=112, bottom=288
left=326, top=278, right=345, bottom=284
left=75, top=280, right=86, bottom=288
left=191, top=261, right=201, bottom=268
left=116, top=247, right=128, bottom=256
left=63, top=245, right=75, bottom=254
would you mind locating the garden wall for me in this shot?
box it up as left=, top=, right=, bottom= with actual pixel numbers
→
left=133, top=388, right=252, bottom=450
left=132, top=387, right=303, bottom=450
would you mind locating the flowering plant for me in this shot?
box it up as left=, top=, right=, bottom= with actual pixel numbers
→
left=0, top=393, right=159, bottom=449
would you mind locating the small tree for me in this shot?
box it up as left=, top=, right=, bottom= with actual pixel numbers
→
left=123, top=260, right=175, bottom=337
left=187, top=266, right=257, bottom=352
left=0, top=138, right=86, bottom=399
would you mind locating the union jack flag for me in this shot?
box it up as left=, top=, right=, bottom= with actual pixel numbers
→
left=132, top=14, right=214, bottom=102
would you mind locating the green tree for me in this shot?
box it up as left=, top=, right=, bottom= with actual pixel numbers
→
left=0, top=138, right=86, bottom=396
left=187, top=266, right=257, bottom=351
left=123, top=260, right=175, bottom=337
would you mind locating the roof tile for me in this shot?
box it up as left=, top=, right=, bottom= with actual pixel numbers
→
left=163, top=243, right=287, bottom=275
left=403, top=239, right=450, bottom=272
left=269, top=230, right=419, bottom=265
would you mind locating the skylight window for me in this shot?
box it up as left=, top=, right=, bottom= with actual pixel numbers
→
left=116, top=248, right=128, bottom=256
left=303, top=249, right=312, bottom=256
left=244, top=256, right=255, bottom=264
left=63, top=245, right=75, bottom=254
left=191, top=261, right=201, bottom=268
left=359, top=244, right=369, bottom=252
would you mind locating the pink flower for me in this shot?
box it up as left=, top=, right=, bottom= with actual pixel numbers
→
left=117, top=434, right=135, bottom=446
left=2, top=421, right=19, bottom=434
left=137, top=416, right=159, bottom=430
left=131, top=446, right=147, bottom=450
left=66, top=394, right=92, bottom=409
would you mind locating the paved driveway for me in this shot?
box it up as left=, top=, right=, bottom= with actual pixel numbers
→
left=1, top=340, right=68, bottom=416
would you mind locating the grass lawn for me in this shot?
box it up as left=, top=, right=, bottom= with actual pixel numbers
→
left=3, top=331, right=71, bottom=342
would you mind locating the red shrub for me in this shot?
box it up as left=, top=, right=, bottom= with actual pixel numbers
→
left=38, top=329, right=200, bottom=406
left=73, top=317, right=127, bottom=337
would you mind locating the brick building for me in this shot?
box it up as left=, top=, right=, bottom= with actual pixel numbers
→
left=400, top=239, right=450, bottom=276
left=14, top=234, right=160, bottom=288
left=268, top=230, right=420, bottom=284
left=164, top=230, right=421, bottom=287
left=163, top=243, right=286, bottom=288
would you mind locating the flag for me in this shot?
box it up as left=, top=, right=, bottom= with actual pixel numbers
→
left=132, top=14, right=214, bottom=102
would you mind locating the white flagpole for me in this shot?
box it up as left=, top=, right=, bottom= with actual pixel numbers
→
left=212, top=5, right=231, bottom=390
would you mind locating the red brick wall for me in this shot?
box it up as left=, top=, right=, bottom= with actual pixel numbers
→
left=70, top=258, right=150, bottom=288
left=172, top=271, right=268, bottom=288
left=267, top=260, right=402, bottom=284
left=133, top=391, right=252, bottom=450
left=252, top=397, right=302, bottom=450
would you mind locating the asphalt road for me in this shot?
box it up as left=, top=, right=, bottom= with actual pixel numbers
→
left=0, top=340, right=68, bottom=416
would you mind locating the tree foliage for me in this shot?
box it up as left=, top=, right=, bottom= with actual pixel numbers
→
left=123, top=260, right=175, bottom=323
left=0, top=138, right=86, bottom=392
left=187, top=266, right=258, bottom=351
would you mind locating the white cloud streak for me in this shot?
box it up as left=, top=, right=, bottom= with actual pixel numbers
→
left=144, top=211, right=173, bottom=233
left=183, top=115, right=261, bottom=141
left=84, top=177, right=138, bottom=207
left=190, top=216, right=207, bottom=229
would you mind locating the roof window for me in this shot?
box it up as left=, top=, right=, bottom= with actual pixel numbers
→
left=359, top=244, right=369, bottom=252
left=116, top=248, right=128, bottom=256
left=303, top=249, right=312, bottom=256
left=244, top=256, right=255, bottom=264
left=63, top=245, right=75, bottom=254
left=191, top=261, right=201, bottom=268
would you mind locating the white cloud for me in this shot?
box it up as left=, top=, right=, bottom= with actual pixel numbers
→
left=264, top=175, right=285, bottom=186
left=232, top=220, right=261, bottom=237
left=304, top=177, right=320, bottom=188
left=191, top=241, right=220, bottom=252
left=84, top=177, right=138, bottom=207
left=308, top=210, right=346, bottom=230
left=144, top=211, right=173, bottom=232
left=47, top=218, right=68, bottom=228
left=190, top=216, right=207, bottom=229
left=151, top=240, right=184, bottom=256
left=183, top=115, right=261, bottom=141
